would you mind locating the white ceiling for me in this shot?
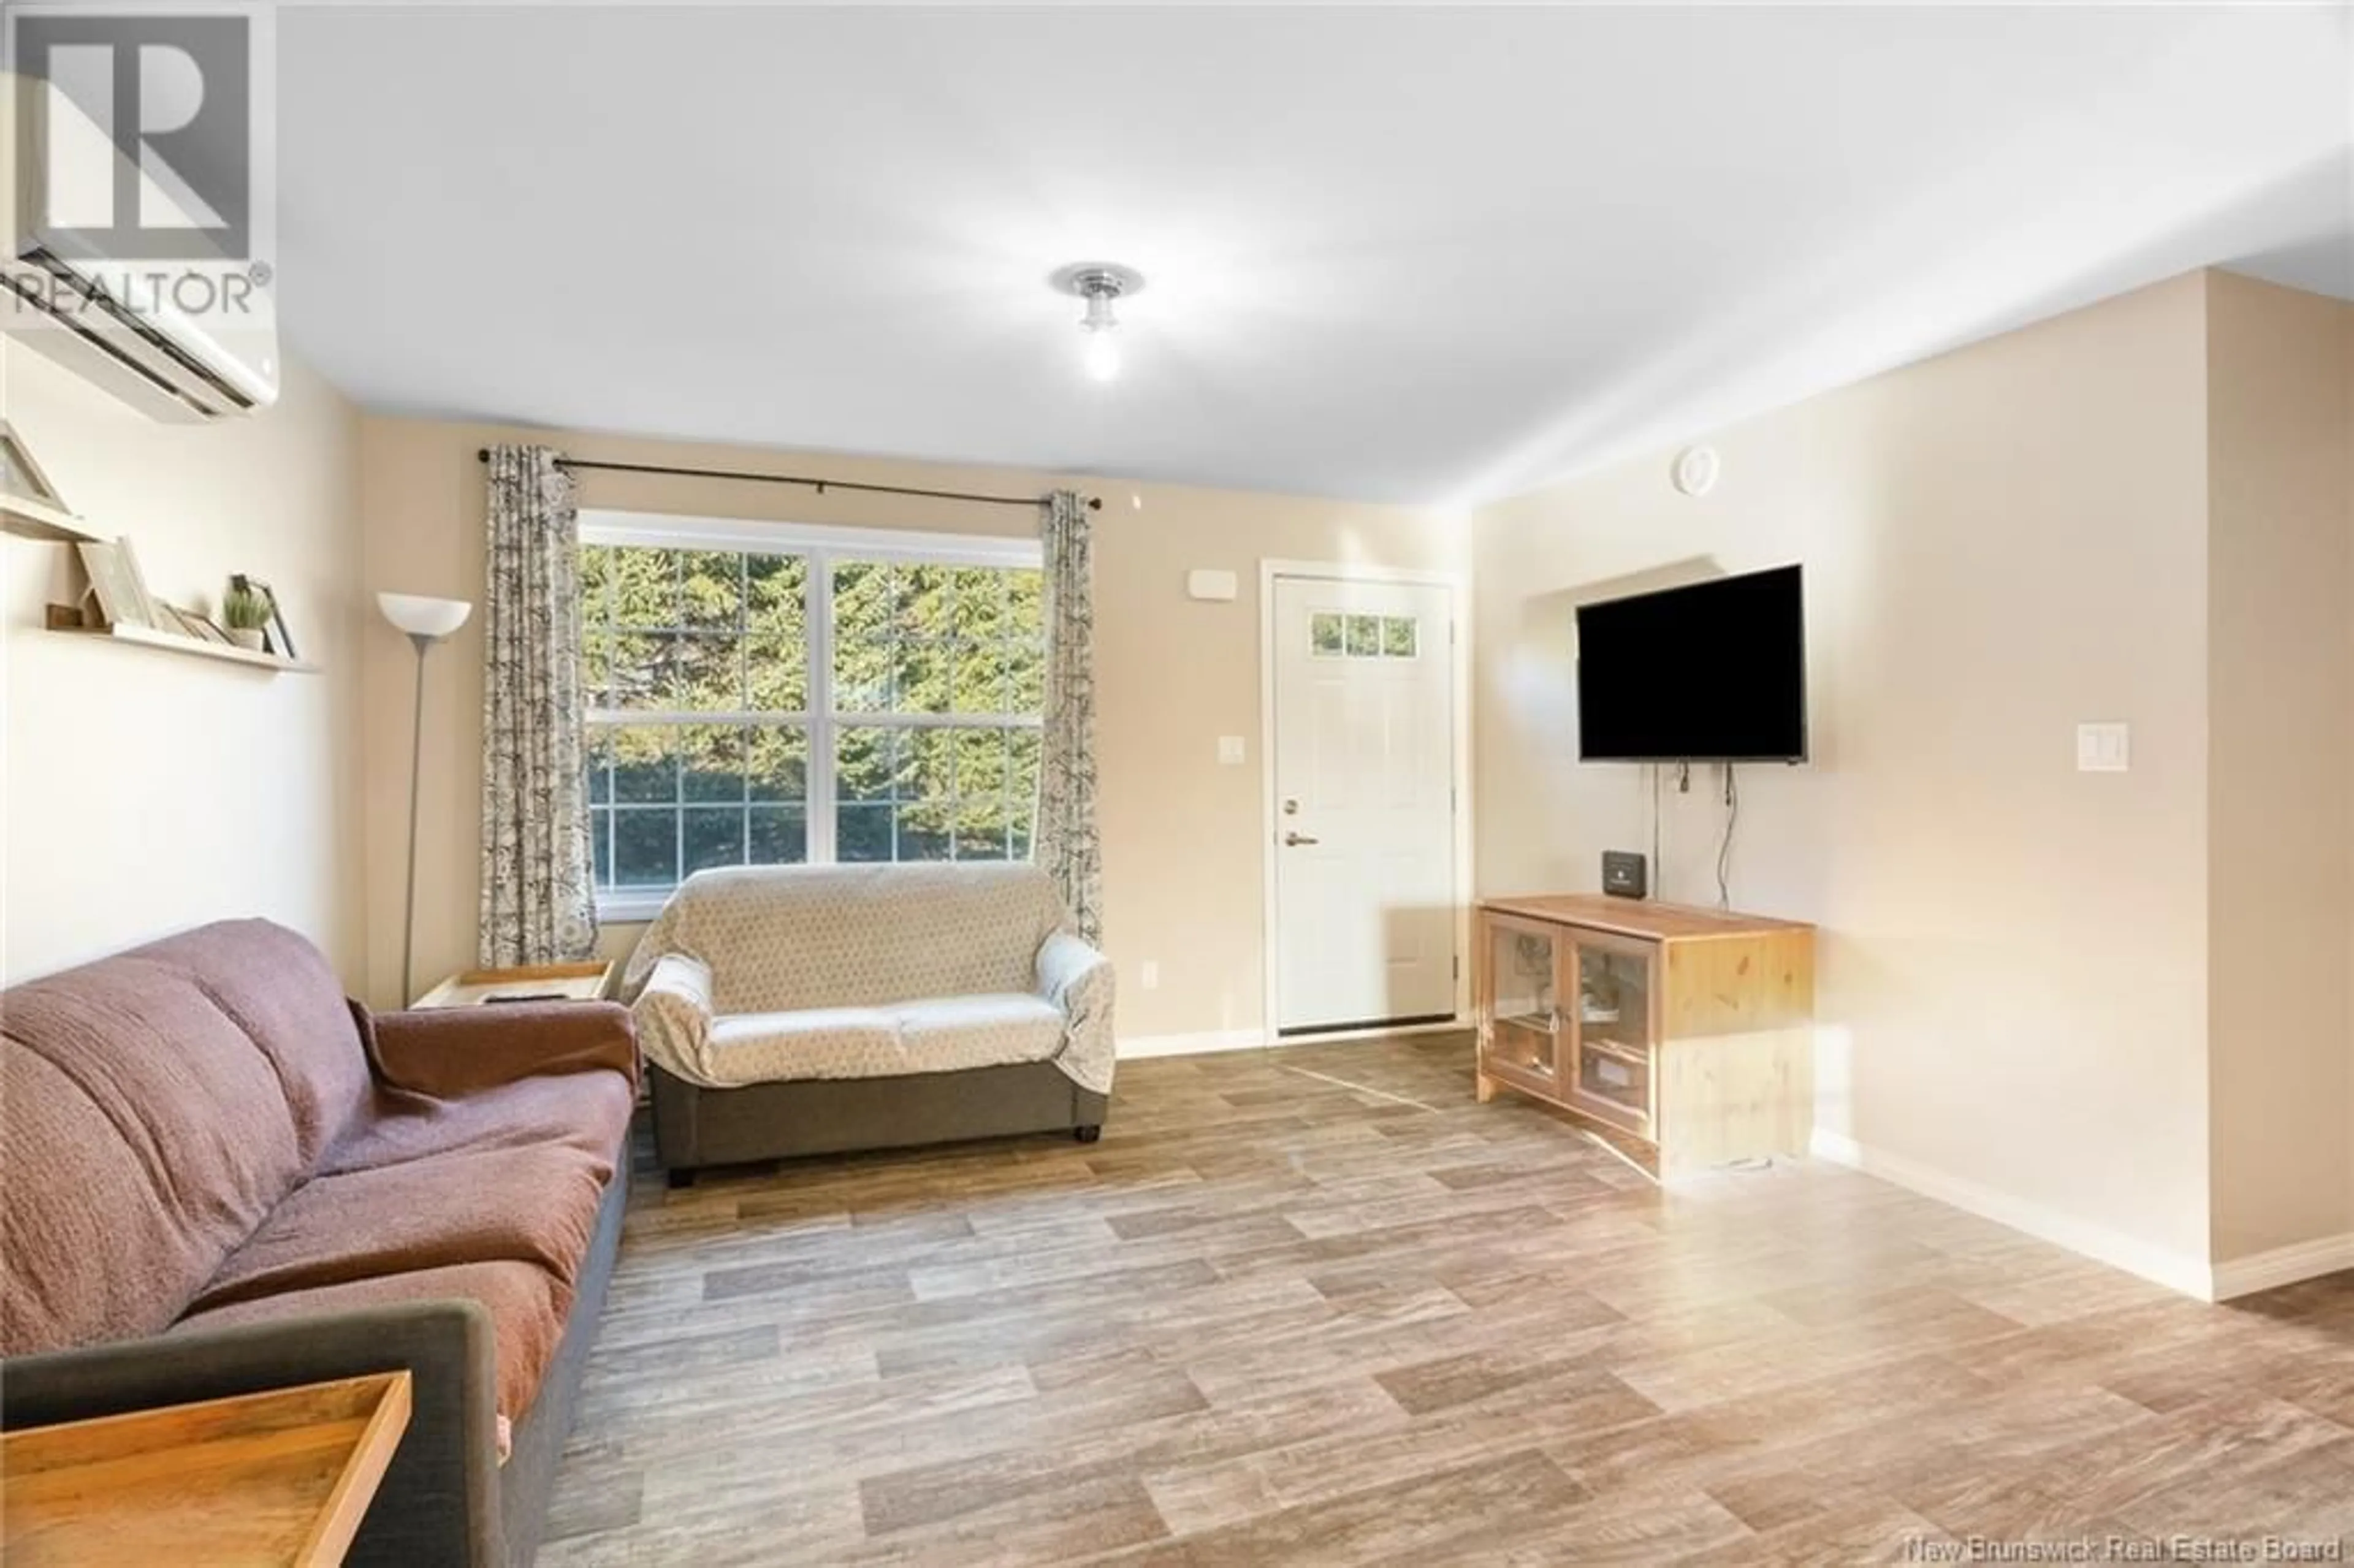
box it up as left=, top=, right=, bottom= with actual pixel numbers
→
left=277, top=4, right=2352, bottom=506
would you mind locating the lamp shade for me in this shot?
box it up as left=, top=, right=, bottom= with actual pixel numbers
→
left=377, top=592, right=473, bottom=640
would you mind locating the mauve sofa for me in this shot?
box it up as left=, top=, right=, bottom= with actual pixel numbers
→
left=0, top=919, right=638, bottom=1568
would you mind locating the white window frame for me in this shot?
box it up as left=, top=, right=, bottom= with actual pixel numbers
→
left=581, top=510, right=1045, bottom=920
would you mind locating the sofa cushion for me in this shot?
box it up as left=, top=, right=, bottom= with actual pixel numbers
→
left=622, top=862, right=1065, bottom=1015
left=189, top=1143, right=614, bottom=1315
left=1, top=954, right=310, bottom=1354
left=894, top=993, right=1066, bottom=1063
left=698, top=992, right=1065, bottom=1086
left=130, top=919, right=374, bottom=1165
left=321, top=1071, right=635, bottom=1177
left=171, top=1259, right=567, bottom=1451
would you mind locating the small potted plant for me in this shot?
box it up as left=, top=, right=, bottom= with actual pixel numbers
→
left=222, top=582, right=273, bottom=651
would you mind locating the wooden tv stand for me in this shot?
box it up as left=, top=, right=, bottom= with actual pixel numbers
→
left=1474, top=894, right=1815, bottom=1179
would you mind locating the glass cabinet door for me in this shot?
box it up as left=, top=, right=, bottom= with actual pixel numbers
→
left=1571, top=935, right=1655, bottom=1127
left=1482, top=918, right=1563, bottom=1091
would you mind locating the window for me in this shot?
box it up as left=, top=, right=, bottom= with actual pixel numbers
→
left=1310, top=611, right=1418, bottom=660
left=581, top=515, right=1044, bottom=915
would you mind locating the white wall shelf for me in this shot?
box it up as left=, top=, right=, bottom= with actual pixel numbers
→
left=2, top=500, right=99, bottom=544
left=50, top=618, right=320, bottom=674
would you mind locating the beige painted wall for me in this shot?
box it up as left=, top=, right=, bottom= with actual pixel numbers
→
left=357, top=417, right=1460, bottom=1033
left=1, top=344, right=365, bottom=983
left=2204, top=272, right=2354, bottom=1264
left=1472, top=275, right=2217, bottom=1273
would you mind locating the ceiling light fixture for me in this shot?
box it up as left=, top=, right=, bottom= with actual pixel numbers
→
left=1051, top=262, right=1145, bottom=384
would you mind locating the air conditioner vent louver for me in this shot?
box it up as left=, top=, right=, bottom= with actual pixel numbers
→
left=2, top=245, right=278, bottom=422
left=5, top=249, right=256, bottom=418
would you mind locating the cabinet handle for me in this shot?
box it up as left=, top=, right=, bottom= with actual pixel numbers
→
left=1283, top=831, right=1320, bottom=847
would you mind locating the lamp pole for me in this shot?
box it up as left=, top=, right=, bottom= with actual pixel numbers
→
left=401, top=630, right=432, bottom=1005
left=376, top=593, right=474, bottom=1006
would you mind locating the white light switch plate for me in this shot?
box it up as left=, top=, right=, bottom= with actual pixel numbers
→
left=2077, top=722, right=2130, bottom=772
left=1216, top=735, right=1246, bottom=765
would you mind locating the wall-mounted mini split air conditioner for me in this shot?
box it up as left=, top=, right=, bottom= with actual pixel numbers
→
left=0, top=72, right=279, bottom=422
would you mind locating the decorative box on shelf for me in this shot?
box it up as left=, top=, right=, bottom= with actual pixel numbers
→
left=1474, top=893, right=1816, bottom=1179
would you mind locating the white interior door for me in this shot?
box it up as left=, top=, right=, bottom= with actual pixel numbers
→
left=1271, top=575, right=1457, bottom=1033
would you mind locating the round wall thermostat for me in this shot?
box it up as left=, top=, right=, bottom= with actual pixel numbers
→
left=1672, top=446, right=1720, bottom=497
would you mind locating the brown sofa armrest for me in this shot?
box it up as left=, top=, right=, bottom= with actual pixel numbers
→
left=362, top=1001, right=639, bottom=1099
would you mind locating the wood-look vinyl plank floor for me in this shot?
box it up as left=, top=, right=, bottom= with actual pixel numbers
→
left=540, top=1033, right=2354, bottom=1566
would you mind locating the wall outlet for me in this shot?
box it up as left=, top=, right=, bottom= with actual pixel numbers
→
left=1216, top=735, right=1246, bottom=765
left=1139, top=960, right=1160, bottom=990
left=2076, top=721, right=2130, bottom=773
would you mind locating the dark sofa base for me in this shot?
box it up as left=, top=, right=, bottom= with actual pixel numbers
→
left=498, top=1157, right=627, bottom=1566
left=651, top=1061, right=1110, bottom=1173
left=2, top=1147, right=631, bottom=1568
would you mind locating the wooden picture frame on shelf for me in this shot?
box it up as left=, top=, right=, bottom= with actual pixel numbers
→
left=76, top=539, right=159, bottom=630
left=163, top=604, right=232, bottom=645
left=120, top=539, right=161, bottom=628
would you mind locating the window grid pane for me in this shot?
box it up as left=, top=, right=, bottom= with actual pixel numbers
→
left=832, top=559, right=1044, bottom=722
left=587, top=542, right=1042, bottom=896
left=587, top=717, right=811, bottom=892
left=829, top=719, right=1032, bottom=865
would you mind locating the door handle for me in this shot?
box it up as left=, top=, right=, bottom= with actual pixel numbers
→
left=1284, top=831, right=1320, bottom=847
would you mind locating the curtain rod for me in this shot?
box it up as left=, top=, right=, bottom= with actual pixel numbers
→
left=473, top=450, right=1100, bottom=512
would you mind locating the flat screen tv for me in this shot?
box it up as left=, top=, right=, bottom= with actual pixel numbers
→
left=1575, top=565, right=1808, bottom=763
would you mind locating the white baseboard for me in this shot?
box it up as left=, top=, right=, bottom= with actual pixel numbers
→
left=1807, top=1128, right=2215, bottom=1301
left=2210, top=1233, right=2354, bottom=1301
left=1117, top=1018, right=1468, bottom=1061
left=1116, top=1028, right=1266, bottom=1060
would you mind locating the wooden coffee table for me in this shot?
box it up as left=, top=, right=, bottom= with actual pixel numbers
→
left=1, top=1371, right=411, bottom=1567
left=412, top=960, right=615, bottom=1009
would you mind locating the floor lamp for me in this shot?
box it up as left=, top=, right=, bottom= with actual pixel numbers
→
left=379, top=592, right=474, bottom=1005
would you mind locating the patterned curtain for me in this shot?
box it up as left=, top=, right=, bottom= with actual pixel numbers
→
left=1036, top=489, right=1103, bottom=946
left=479, top=444, right=597, bottom=967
